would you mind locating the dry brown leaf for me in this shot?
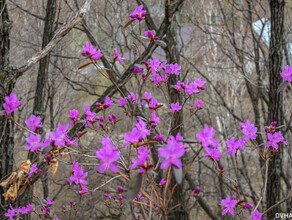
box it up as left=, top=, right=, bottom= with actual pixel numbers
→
left=50, top=159, right=58, bottom=176
left=17, top=171, right=24, bottom=189
left=18, top=184, right=28, bottom=196
left=19, top=160, right=32, bottom=174
left=0, top=172, right=17, bottom=188
left=2, top=183, right=17, bottom=201
left=60, top=152, right=69, bottom=159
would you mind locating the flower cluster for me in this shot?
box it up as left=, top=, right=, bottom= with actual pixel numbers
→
left=197, top=125, right=221, bottom=161
left=5, top=204, right=33, bottom=219
left=129, top=5, right=147, bottom=23
left=280, top=65, right=292, bottom=82
left=124, top=119, right=150, bottom=148
left=25, top=115, right=43, bottom=132
left=3, top=92, right=22, bottom=114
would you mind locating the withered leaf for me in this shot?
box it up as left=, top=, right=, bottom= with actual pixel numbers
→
left=50, top=159, right=58, bottom=176
left=78, top=62, right=92, bottom=70
left=17, top=171, right=24, bottom=189
left=19, top=160, right=32, bottom=174
left=0, top=172, right=17, bottom=188
left=123, top=19, right=135, bottom=29
left=18, top=184, right=28, bottom=196
left=3, top=183, right=18, bottom=201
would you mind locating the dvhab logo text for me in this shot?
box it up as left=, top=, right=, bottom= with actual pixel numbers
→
left=275, top=213, right=292, bottom=219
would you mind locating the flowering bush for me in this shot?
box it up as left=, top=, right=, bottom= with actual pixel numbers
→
left=0, top=4, right=289, bottom=220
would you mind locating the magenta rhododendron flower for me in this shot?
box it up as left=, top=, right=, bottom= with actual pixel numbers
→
left=130, top=146, right=150, bottom=172
left=154, top=135, right=164, bottom=141
left=46, top=197, right=55, bottom=206
left=69, top=109, right=79, bottom=125
left=84, top=104, right=96, bottom=127
left=195, top=100, right=203, bottom=110
left=128, top=92, right=139, bottom=104
left=96, top=137, right=120, bottom=173
left=72, top=160, right=79, bottom=173
left=221, top=195, right=237, bottom=215
left=280, top=65, right=292, bottom=82
left=117, top=186, right=123, bottom=194
left=81, top=41, right=103, bottom=60
left=129, top=5, right=147, bottom=24
left=149, top=111, right=160, bottom=124
left=164, top=63, right=181, bottom=75
left=243, top=203, right=253, bottom=209
left=118, top=97, right=127, bottom=106
left=204, top=147, right=221, bottom=161
left=142, top=92, right=152, bottom=105
left=168, top=102, right=182, bottom=113
left=135, top=119, right=150, bottom=138
left=251, top=210, right=263, bottom=220
left=158, top=133, right=187, bottom=169
left=266, top=131, right=287, bottom=150
left=25, top=115, right=43, bottom=132
left=114, top=48, right=125, bottom=65
left=28, top=163, right=41, bottom=179
left=241, top=120, right=257, bottom=141
left=159, top=179, right=166, bottom=185
left=49, top=129, right=66, bottom=146
left=134, top=66, right=143, bottom=76
left=144, top=30, right=158, bottom=41
left=3, top=92, right=22, bottom=114
left=151, top=73, right=162, bottom=85
left=226, top=137, right=246, bottom=156
left=124, top=127, right=143, bottom=147
left=70, top=167, right=88, bottom=185
left=78, top=185, right=89, bottom=196
left=25, top=134, right=43, bottom=152
left=149, top=57, right=161, bottom=74
left=192, top=188, right=201, bottom=196
left=196, top=125, right=220, bottom=148
left=5, top=204, right=18, bottom=219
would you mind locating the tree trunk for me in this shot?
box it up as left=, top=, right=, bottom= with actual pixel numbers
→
left=18, top=0, right=57, bottom=216
left=266, top=0, right=285, bottom=219
left=164, top=11, right=188, bottom=219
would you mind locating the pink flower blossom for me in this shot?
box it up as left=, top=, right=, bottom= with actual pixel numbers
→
left=241, top=120, right=257, bottom=141
left=243, top=203, right=253, bottom=209
left=96, top=137, right=120, bottom=173
left=280, top=65, right=292, bottom=82
left=128, top=92, right=139, bottom=104
left=142, top=92, right=152, bottom=105
left=192, top=188, right=201, bottom=197
left=130, top=146, right=150, bottom=172
left=46, top=197, right=55, bottom=206
left=69, top=109, right=79, bottom=125
left=3, top=92, right=22, bottom=114
left=5, top=204, right=18, bottom=219
left=78, top=185, right=89, bottom=196
left=135, top=119, right=150, bottom=138
left=117, top=186, right=123, bottom=194
left=168, top=102, right=182, bottom=113
left=154, top=135, right=164, bottom=141
left=144, top=30, right=158, bottom=41
left=70, top=167, right=88, bottom=185
left=124, top=128, right=143, bottom=147
left=25, top=134, right=43, bottom=152
left=149, top=57, right=161, bottom=74
left=150, top=73, right=162, bottom=85
left=159, top=179, right=166, bottom=185
left=28, top=163, right=41, bottom=179
left=195, top=100, right=203, bottom=110
left=134, top=66, right=143, bottom=76
left=72, top=160, right=79, bottom=173
left=164, top=63, right=181, bottom=75
left=196, top=125, right=220, bottom=148
left=221, top=195, right=237, bottom=215
left=129, top=5, right=147, bottom=24
left=158, top=133, right=187, bottom=169
left=84, top=104, right=96, bottom=127
left=114, top=48, right=125, bottom=65
left=204, top=147, right=221, bottom=161
left=25, top=115, right=43, bottom=132
left=266, top=131, right=287, bottom=150
left=226, top=137, right=246, bottom=156
left=118, top=97, right=127, bottom=106
left=81, top=41, right=103, bottom=60
left=251, top=210, right=263, bottom=220
left=149, top=111, right=160, bottom=124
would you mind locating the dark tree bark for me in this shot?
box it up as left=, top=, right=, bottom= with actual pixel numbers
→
left=164, top=3, right=187, bottom=219
left=266, top=0, right=285, bottom=219
left=18, top=0, right=57, bottom=216
left=0, top=0, right=16, bottom=218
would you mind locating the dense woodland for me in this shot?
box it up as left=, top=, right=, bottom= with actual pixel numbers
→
left=1, top=0, right=292, bottom=219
